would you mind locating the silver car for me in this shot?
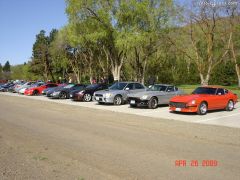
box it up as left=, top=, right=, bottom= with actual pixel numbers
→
left=128, top=84, right=184, bottom=109
left=15, top=81, right=36, bottom=93
left=94, top=82, right=146, bottom=105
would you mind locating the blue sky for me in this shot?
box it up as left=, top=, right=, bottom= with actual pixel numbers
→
left=0, top=0, right=67, bottom=65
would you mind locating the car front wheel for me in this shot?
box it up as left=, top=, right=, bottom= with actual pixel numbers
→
left=33, top=90, right=39, bottom=96
left=197, top=102, right=208, bottom=115
left=148, top=97, right=158, bottom=109
left=59, top=92, right=67, bottom=99
left=225, top=100, right=234, bottom=111
left=113, top=95, right=123, bottom=105
left=83, top=93, right=92, bottom=102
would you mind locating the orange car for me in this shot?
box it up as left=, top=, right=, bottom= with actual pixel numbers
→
left=169, top=86, right=238, bottom=115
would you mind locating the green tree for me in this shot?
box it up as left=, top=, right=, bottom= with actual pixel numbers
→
left=117, top=0, right=174, bottom=83
left=3, top=61, right=11, bottom=72
left=168, top=1, right=233, bottom=85
left=0, top=63, right=2, bottom=79
left=30, top=29, right=57, bottom=81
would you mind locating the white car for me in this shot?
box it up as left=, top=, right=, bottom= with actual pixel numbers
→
left=19, top=88, right=27, bottom=94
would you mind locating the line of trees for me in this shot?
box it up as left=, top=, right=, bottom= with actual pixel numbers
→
left=5, top=0, right=240, bottom=87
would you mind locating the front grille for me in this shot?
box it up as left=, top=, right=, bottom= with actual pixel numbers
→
left=128, top=97, right=143, bottom=104
left=169, top=102, right=186, bottom=108
left=128, top=97, right=140, bottom=101
left=95, top=94, right=103, bottom=97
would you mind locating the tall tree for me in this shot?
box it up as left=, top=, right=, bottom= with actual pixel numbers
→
left=227, top=4, right=240, bottom=87
left=3, top=61, right=11, bottom=72
left=0, top=63, right=2, bottom=79
left=30, top=30, right=57, bottom=81
left=65, top=0, right=127, bottom=81
left=168, top=0, right=232, bottom=85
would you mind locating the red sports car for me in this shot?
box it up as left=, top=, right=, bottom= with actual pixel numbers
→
left=24, top=83, right=58, bottom=96
left=169, top=86, right=238, bottom=115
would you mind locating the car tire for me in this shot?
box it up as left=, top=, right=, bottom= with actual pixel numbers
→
left=83, top=93, right=92, bottom=102
left=197, top=102, right=208, bottom=115
left=225, top=100, right=234, bottom=111
left=148, top=97, right=158, bottom=109
left=33, top=90, right=39, bottom=96
left=59, top=92, right=67, bottom=99
left=113, top=95, right=123, bottom=105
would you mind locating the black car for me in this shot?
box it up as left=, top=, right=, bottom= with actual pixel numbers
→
left=48, top=84, right=86, bottom=99
left=69, top=89, right=84, bottom=99
left=72, top=83, right=108, bottom=102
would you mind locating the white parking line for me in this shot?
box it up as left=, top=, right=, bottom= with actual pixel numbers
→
left=195, top=112, right=240, bottom=123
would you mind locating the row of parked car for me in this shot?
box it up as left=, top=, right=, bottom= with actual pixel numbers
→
left=0, top=81, right=238, bottom=115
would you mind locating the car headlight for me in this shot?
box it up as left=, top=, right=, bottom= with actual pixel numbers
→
left=189, top=100, right=196, bottom=105
left=141, top=95, right=148, bottom=100
left=53, top=91, right=60, bottom=95
left=105, top=93, right=112, bottom=98
left=78, top=90, right=84, bottom=94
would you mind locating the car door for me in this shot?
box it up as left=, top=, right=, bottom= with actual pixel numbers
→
left=121, top=83, right=134, bottom=100
left=214, top=88, right=228, bottom=109
left=163, top=86, right=176, bottom=104
left=134, top=83, right=145, bottom=93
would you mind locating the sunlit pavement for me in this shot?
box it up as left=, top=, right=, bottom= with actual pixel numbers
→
left=1, top=92, right=240, bottom=128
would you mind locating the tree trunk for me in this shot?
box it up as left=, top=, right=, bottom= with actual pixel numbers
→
left=76, top=70, right=81, bottom=83
left=231, top=40, right=240, bottom=88
left=141, top=59, right=148, bottom=84
left=89, top=68, right=93, bottom=84
left=235, top=64, right=240, bottom=88
left=112, top=66, right=121, bottom=81
left=200, top=73, right=210, bottom=86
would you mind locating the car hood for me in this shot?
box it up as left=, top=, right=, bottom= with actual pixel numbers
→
left=170, top=94, right=210, bottom=102
left=48, top=87, right=64, bottom=93
left=55, top=88, right=71, bottom=93
left=128, top=91, right=165, bottom=98
left=70, top=89, right=80, bottom=94
left=95, top=89, right=125, bottom=95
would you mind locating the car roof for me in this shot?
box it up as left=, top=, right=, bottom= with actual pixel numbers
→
left=116, top=81, right=142, bottom=84
left=200, top=85, right=224, bottom=89
left=154, top=84, right=174, bottom=86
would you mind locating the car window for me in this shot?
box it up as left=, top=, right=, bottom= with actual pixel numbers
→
left=125, top=83, right=134, bottom=90
left=64, top=84, right=75, bottom=89
left=224, top=89, right=229, bottom=94
left=74, top=86, right=84, bottom=90
left=216, top=88, right=225, bottom=95
left=192, top=87, right=217, bottom=95
left=109, top=82, right=127, bottom=90
left=47, top=84, right=56, bottom=87
left=134, top=83, right=144, bottom=89
left=166, top=86, right=175, bottom=92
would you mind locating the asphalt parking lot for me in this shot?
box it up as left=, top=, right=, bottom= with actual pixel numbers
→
left=1, top=92, right=240, bottom=128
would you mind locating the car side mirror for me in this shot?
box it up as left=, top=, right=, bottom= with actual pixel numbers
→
left=125, top=87, right=130, bottom=90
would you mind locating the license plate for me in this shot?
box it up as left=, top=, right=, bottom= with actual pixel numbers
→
left=130, top=100, right=135, bottom=104
left=95, top=97, right=99, bottom=100
left=175, top=108, right=181, bottom=112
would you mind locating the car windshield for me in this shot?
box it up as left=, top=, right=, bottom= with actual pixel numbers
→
left=86, top=84, right=99, bottom=89
left=63, top=84, right=75, bottom=89
left=192, top=87, right=217, bottom=95
left=147, top=85, right=167, bottom=91
left=109, top=82, right=127, bottom=90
